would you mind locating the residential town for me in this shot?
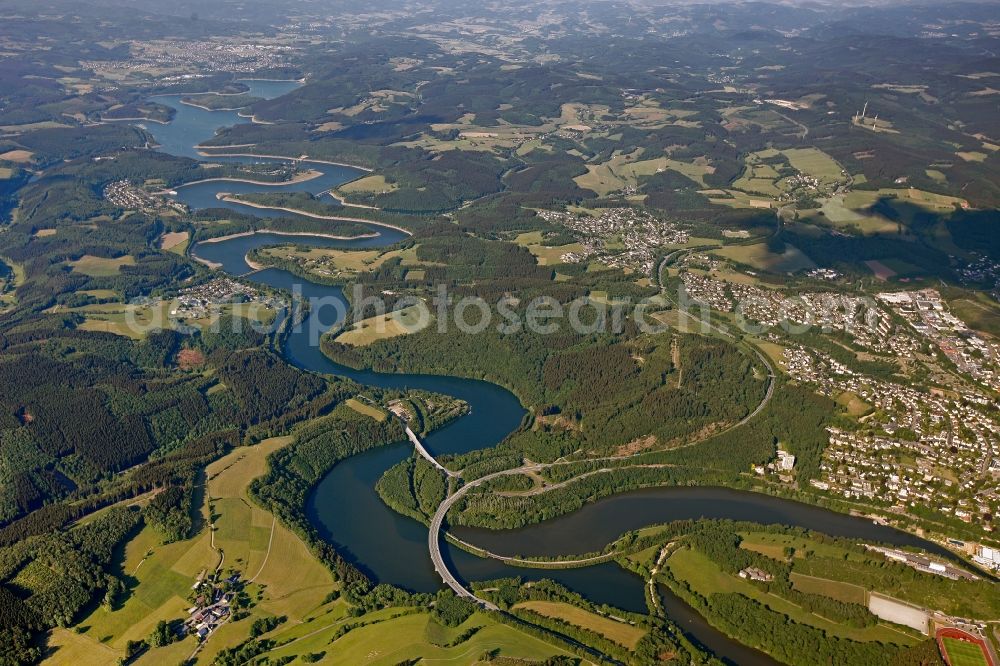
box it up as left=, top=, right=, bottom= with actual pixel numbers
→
left=679, top=269, right=895, bottom=350
left=539, top=207, right=689, bottom=272
left=82, top=39, right=290, bottom=76
left=779, top=344, right=999, bottom=535
left=103, top=179, right=185, bottom=215
left=171, top=277, right=285, bottom=321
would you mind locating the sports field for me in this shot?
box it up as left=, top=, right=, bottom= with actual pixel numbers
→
left=941, top=636, right=991, bottom=666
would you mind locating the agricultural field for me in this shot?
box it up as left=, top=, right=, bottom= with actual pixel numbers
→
left=160, top=231, right=189, bottom=255
left=46, top=434, right=339, bottom=665
left=345, top=397, right=387, bottom=422
left=956, top=151, right=988, bottom=163
left=720, top=106, right=804, bottom=135
left=514, top=231, right=585, bottom=266
left=712, top=242, right=816, bottom=273
left=514, top=600, right=647, bottom=649
left=703, top=188, right=775, bottom=209
left=841, top=188, right=966, bottom=213
left=68, top=254, right=136, bottom=277
left=621, top=97, right=700, bottom=128
left=0, top=149, right=34, bottom=162
left=64, top=299, right=276, bottom=339
left=334, top=304, right=431, bottom=346
left=810, top=195, right=900, bottom=235
left=781, top=148, right=844, bottom=186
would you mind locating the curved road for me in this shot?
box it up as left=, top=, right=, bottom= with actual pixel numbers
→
left=428, top=253, right=777, bottom=606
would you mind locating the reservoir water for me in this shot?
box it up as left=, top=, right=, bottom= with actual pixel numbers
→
left=154, top=81, right=948, bottom=664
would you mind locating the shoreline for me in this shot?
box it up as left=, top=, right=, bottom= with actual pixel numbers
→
left=166, top=169, right=323, bottom=192
left=149, top=79, right=303, bottom=100
left=196, top=228, right=380, bottom=245
left=244, top=253, right=266, bottom=271
left=236, top=77, right=306, bottom=83
left=190, top=253, right=222, bottom=270
left=236, top=111, right=275, bottom=125
left=326, top=190, right=379, bottom=210
left=178, top=99, right=253, bottom=112
left=220, top=196, right=413, bottom=236
left=195, top=149, right=374, bottom=173
left=101, top=115, right=171, bottom=125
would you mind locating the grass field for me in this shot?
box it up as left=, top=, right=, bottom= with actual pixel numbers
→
left=514, top=601, right=646, bottom=648
left=941, top=637, right=991, bottom=666
left=739, top=532, right=868, bottom=563
left=72, top=301, right=174, bottom=339
left=337, top=174, right=397, bottom=194
left=265, top=611, right=572, bottom=665
left=0, top=149, right=34, bottom=162
left=514, top=231, right=585, bottom=266
left=815, top=195, right=900, bottom=235
left=160, top=231, right=189, bottom=255
left=712, top=242, right=816, bottom=273
left=666, top=546, right=914, bottom=644
left=782, top=148, right=844, bottom=186
left=789, top=573, right=867, bottom=605
left=69, top=254, right=136, bottom=277
left=842, top=188, right=966, bottom=213
left=335, top=304, right=431, bottom=346
left=0, top=256, right=25, bottom=307
left=574, top=151, right=714, bottom=195
left=345, top=398, right=387, bottom=422
left=956, top=151, right=988, bottom=163
left=752, top=340, right=788, bottom=372
left=949, top=294, right=1000, bottom=338
left=836, top=391, right=873, bottom=418
left=704, top=188, right=775, bottom=209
